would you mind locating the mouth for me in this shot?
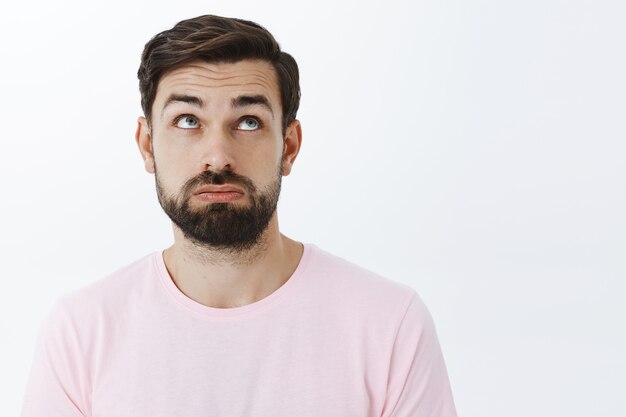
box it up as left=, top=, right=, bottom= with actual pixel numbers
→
left=193, top=184, right=245, bottom=203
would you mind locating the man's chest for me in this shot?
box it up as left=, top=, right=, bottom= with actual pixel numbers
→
left=89, top=318, right=388, bottom=417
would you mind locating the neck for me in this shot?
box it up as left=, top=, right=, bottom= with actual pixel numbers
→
left=162, top=215, right=303, bottom=308
left=178, top=228, right=271, bottom=266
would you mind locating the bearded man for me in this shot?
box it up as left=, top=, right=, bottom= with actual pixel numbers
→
left=21, top=14, right=457, bottom=417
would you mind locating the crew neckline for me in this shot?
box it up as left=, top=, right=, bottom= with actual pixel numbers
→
left=154, top=243, right=314, bottom=319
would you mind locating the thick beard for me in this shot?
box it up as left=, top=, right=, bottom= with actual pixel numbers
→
left=155, top=166, right=282, bottom=252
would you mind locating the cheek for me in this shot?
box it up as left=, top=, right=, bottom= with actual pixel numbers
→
left=154, top=155, right=189, bottom=193
left=260, top=151, right=284, bottom=176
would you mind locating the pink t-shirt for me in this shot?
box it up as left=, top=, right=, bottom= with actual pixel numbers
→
left=21, top=244, right=457, bottom=417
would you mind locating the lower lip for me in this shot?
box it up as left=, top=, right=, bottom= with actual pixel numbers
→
left=195, top=192, right=244, bottom=203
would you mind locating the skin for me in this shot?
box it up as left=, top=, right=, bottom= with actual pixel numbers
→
left=135, top=59, right=303, bottom=309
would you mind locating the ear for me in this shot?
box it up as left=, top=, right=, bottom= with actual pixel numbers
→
left=135, top=116, right=155, bottom=173
left=281, top=120, right=302, bottom=176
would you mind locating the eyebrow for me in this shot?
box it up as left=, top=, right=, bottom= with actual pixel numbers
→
left=231, top=95, right=274, bottom=117
left=160, top=93, right=274, bottom=118
left=161, top=94, right=204, bottom=117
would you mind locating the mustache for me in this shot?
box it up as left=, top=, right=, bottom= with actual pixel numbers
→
left=181, top=170, right=257, bottom=197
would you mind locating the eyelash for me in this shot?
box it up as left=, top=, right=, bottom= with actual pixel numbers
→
left=171, top=115, right=264, bottom=130
left=238, top=116, right=263, bottom=130
left=172, top=114, right=198, bottom=128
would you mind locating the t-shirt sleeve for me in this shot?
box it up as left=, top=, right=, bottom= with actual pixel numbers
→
left=21, top=299, right=91, bottom=417
left=381, top=292, right=457, bottom=417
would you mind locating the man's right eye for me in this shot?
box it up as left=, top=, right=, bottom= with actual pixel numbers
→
left=174, top=115, right=199, bottom=129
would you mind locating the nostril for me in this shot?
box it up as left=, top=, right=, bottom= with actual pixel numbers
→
left=204, top=163, right=233, bottom=174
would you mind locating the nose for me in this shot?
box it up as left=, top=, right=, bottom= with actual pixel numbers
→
left=200, top=127, right=236, bottom=173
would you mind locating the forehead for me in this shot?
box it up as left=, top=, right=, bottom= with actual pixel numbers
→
left=154, top=60, right=280, bottom=112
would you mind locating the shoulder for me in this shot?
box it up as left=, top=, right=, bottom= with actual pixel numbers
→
left=303, top=244, right=428, bottom=323
left=45, top=252, right=160, bottom=328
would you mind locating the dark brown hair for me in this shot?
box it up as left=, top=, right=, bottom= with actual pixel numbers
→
left=138, top=15, right=300, bottom=133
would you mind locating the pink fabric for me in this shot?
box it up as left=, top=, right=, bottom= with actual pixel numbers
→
left=21, top=244, right=457, bottom=417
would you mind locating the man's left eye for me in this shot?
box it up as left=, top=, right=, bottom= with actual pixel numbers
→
left=238, top=117, right=260, bottom=131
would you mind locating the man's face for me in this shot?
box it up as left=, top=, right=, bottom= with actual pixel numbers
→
left=135, top=60, right=301, bottom=250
